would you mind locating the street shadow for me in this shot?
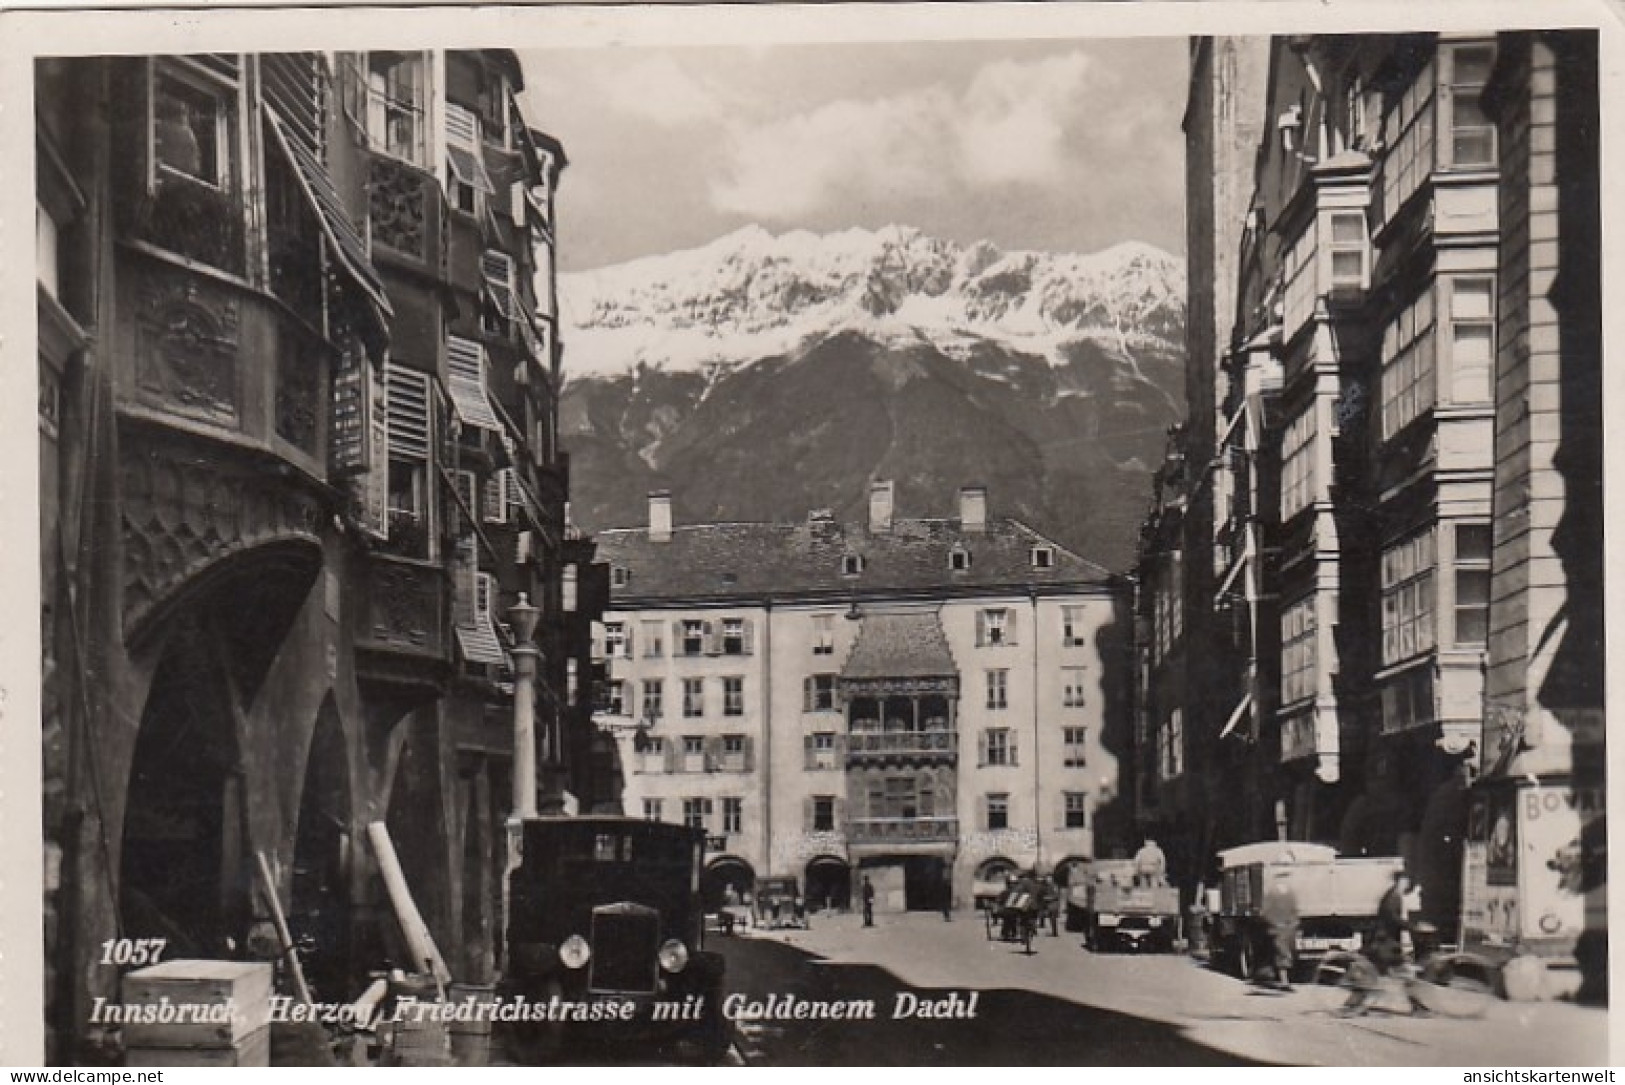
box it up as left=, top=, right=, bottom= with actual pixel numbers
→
left=720, top=935, right=1275, bottom=1066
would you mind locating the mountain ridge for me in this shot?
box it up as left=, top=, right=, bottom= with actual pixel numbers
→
left=556, top=225, right=1186, bottom=571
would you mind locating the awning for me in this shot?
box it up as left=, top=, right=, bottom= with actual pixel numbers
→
left=1219, top=692, right=1254, bottom=740
left=264, top=114, right=392, bottom=321
left=448, top=375, right=502, bottom=433
left=456, top=621, right=506, bottom=666
left=446, top=144, right=496, bottom=194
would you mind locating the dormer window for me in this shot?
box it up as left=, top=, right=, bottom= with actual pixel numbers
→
left=611, top=566, right=632, bottom=589
left=949, top=546, right=971, bottom=572
left=842, top=554, right=865, bottom=577
left=1031, top=545, right=1055, bottom=570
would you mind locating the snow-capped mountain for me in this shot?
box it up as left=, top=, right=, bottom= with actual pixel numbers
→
left=560, top=224, right=1184, bottom=382
left=558, top=226, right=1185, bottom=572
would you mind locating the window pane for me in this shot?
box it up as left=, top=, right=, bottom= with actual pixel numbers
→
left=1457, top=523, right=1493, bottom=561
left=1332, top=250, right=1364, bottom=283
left=1452, top=129, right=1495, bottom=168
left=1453, top=47, right=1495, bottom=85
left=1457, top=568, right=1491, bottom=607
left=1457, top=608, right=1489, bottom=645
left=1452, top=278, right=1494, bottom=319
left=155, top=75, right=222, bottom=182
left=1331, top=212, right=1365, bottom=243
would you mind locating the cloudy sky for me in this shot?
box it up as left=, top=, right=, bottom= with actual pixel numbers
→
left=517, top=38, right=1188, bottom=272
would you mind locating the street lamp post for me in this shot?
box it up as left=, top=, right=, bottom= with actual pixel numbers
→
left=502, top=593, right=541, bottom=977
left=509, top=592, right=541, bottom=819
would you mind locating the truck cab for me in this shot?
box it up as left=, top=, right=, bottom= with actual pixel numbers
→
left=502, top=816, right=730, bottom=1063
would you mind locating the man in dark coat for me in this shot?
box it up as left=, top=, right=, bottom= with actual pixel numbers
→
left=861, top=875, right=875, bottom=927
left=1368, top=871, right=1412, bottom=975
left=1260, top=869, right=1299, bottom=989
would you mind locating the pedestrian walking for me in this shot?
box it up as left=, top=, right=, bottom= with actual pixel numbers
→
left=861, top=875, right=875, bottom=927
left=1368, top=870, right=1412, bottom=975
left=1260, top=869, right=1299, bottom=990
left=941, top=880, right=952, bottom=922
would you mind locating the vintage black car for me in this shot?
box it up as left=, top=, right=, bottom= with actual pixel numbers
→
left=501, top=816, right=731, bottom=1064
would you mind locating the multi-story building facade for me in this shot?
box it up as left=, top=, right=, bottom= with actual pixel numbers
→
left=1148, top=31, right=1603, bottom=980
left=592, top=485, right=1132, bottom=913
left=37, top=51, right=606, bottom=1061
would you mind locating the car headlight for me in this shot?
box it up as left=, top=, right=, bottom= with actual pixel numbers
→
left=559, top=934, right=592, bottom=970
left=658, top=939, right=690, bottom=974
left=1149, top=917, right=1162, bottom=928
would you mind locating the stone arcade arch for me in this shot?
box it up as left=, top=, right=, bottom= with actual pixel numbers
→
left=701, top=856, right=756, bottom=912
left=290, top=696, right=353, bottom=1001
left=803, top=855, right=852, bottom=913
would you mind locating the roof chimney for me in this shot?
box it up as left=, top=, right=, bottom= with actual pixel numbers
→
left=868, top=480, right=895, bottom=534
left=649, top=490, right=673, bottom=543
left=960, top=485, right=987, bottom=534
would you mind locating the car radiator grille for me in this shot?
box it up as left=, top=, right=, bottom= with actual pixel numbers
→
left=590, top=910, right=660, bottom=994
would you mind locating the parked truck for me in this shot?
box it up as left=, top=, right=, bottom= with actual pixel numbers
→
left=1072, top=860, right=1181, bottom=953
left=1210, top=841, right=1403, bottom=980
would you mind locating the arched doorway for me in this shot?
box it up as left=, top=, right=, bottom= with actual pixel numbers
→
left=804, top=856, right=852, bottom=913
left=701, top=857, right=756, bottom=912
left=1052, top=856, right=1092, bottom=891
left=290, top=700, right=352, bottom=1001
left=120, top=621, right=242, bottom=958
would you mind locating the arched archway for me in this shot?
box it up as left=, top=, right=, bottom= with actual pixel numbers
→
left=1052, top=856, right=1092, bottom=890
left=701, top=857, right=756, bottom=912
left=976, top=856, right=1020, bottom=882
left=804, top=856, right=852, bottom=913
left=119, top=620, right=243, bottom=958
left=290, top=697, right=352, bottom=1001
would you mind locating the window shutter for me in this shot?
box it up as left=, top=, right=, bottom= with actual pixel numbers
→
left=703, top=620, right=721, bottom=656
left=1010, top=731, right=1020, bottom=767
left=1007, top=609, right=1019, bottom=645
left=834, top=733, right=847, bottom=759
left=451, top=538, right=477, bottom=627
left=975, top=610, right=986, bottom=647
left=363, top=362, right=390, bottom=538
left=673, top=620, right=685, bottom=648
left=803, top=797, right=814, bottom=832
left=482, top=475, right=505, bottom=523
left=704, top=736, right=723, bottom=772
left=623, top=626, right=634, bottom=658
left=742, top=618, right=755, bottom=655
left=833, top=797, right=846, bottom=832
left=743, top=736, right=755, bottom=773
left=980, top=794, right=990, bottom=830
left=803, top=735, right=815, bottom=771
left=978, top=730, right=988, bottom=768
left=803, top=677, right=814, bottom=713
left=384, top=363, right=431, bottom=462
left=664, top=743, right=678, bottom=773
left=510, top=179, right=526, bottom=222
left=454, top=470, right=476, bottom=534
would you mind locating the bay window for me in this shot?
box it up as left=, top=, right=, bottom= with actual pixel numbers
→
left=1380, top=288, right=1438, bottom=440
left=1280, top=404, right=1317, bottom=518
left=1382, top=531, right=1437, bottom=665
left=1453, top=523, right=1492, bottom=646
left=1281, top=595, right=1317, bottom=705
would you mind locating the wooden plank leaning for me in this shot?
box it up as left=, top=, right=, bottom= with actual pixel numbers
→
left=365, top=821, right=453, bottom=985
left=254, top=850, right=315, bottom=1007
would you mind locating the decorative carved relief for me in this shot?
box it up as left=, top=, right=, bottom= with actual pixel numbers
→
left=120, top=442, right=324, bottom=640
left=276, top=349, right=322, bottom=454
left=365, top=558, right=443, bottom=653
left=136, top=273, right=241, bottom=424
left=369, top=156, right=427, bottom=258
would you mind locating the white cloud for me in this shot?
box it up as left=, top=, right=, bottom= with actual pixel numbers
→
left=603, top=55, right=724, bottom=125
left=710, top=51, right=1095, bottom=221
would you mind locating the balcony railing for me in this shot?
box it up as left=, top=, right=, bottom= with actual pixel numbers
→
left=846, top=730, right=957, bottom=758
left=846, top=817, right=959, bottom=846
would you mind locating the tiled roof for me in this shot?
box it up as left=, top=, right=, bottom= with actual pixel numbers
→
left=842, top=610, right=956, bottom=679
left=597, top=515, right=1111, bottom=604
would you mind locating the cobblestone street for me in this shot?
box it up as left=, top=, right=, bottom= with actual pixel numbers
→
left=717, top=912, right=1610, bottom=1066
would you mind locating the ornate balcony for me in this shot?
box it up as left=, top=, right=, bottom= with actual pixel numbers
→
left=846, top=817, right=959, bottom=846
left=845, top=729, right=958, bottom=761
